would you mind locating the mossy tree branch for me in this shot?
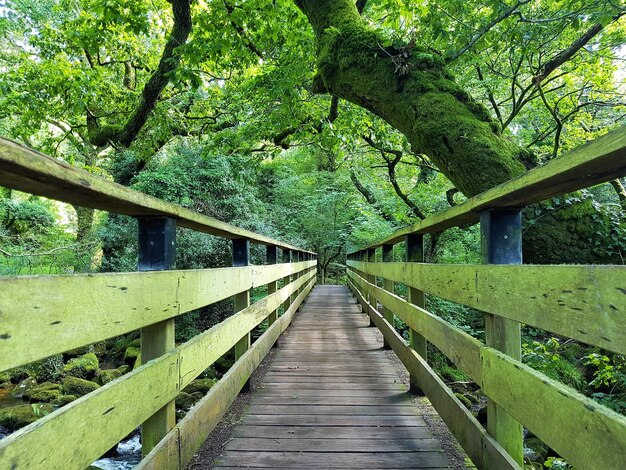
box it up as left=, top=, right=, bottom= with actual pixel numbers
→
left=89, top=0, right=192, bottom=148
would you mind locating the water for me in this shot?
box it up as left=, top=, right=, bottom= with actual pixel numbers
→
left=91, top=433, right=142, bottom=470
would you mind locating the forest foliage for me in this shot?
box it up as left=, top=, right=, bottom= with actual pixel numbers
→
left=0, top=1, right=625, bottom=467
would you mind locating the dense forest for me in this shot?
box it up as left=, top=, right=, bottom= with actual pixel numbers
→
left=0, top=0, right=625, bottom=468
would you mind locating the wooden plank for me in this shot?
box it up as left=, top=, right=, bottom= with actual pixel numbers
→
left=245, top=405, right=417, bottom=416
left=0, top=261, right=314, bottom=372
left=0, top=352, right=179, bottom=470
left=178, top=270, right=316, bottom=388
left=348, top=261, right=626, bottom=355
left=136, top=277, right=317, bottom=470
left=231, top=426, right=431, bottom=439
left=241, top=414, right=427, bottom=427
left=348, top=270, right=483, bottom=382
left=481, top=347, right=626, bottom=470
left=0, top=138, right=314, bottom=254
left=224, top=437, right=441, bottom=452
left=214, top=450, right=450, bottom=468
left=355, top=126, right=626, bottom=250
left=349, top=279, right=520, bottom=470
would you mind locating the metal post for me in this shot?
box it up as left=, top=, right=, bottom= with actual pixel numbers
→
left=138, top=217, right=176, bottom=457
left=480, top=209, right=524, bottom=466
left=406, top=233, right=427, bottom=394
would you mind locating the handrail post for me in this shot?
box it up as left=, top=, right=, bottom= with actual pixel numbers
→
left=406, top=233, right=427, bottom=394
left=480, top=209, right=524, bottom=466
left=282, top=249, right=292, bottom=315
left=233, top=238, right=251, bottom=390
left=267, top=245, right=278, bottom=329
left=138, top=216, right=176, bottom=457
left=382, top=244, right=394, bottom=350
left=367, top=248, right=376, bottom=326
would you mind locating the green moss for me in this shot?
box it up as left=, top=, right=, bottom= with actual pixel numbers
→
left=63, top=353, right=99, bottom=379
left=26, top=382, right=63, bottom=403
left=62, top=376, right=100, bottom=396
left=175, top=391, right=203, bottom=411
left=454, top=392, right=473, bottom=408
left=123, top=346, right=141, bottom=366
left=97, top=365, right=130, bottom=385
left=50, top=394, right=77, bottom=407
left=183, top=378, right=217, bottom=395
left=0, top=403, right=53, bottom=430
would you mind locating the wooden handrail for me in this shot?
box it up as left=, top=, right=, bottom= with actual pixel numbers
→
left=351, top=125, right=626, bottom=251
left=0, top=138, right=314, bottom=254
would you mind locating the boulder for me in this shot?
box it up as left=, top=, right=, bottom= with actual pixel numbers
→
left=10, top=377, right=37, bottom=399
left=123, top=347, right=140, bottom=366
left=524, top=437, right=549, bottom=464
left=183, top=378, right=217, bottom=395
left=51, top=394, right=77, bottom=407
left=26, top=382, right=63, bottom=403
left=62, top=376, right=100, bottom=396
left=0, top=403, right=53, bottom=430
left=63, top=353, right=99, bottom=379
left=454, top=393, right=472, bottom=408
left=175, top=391, right=203, bottom=411
left=96, top=365, right=130, bottom=385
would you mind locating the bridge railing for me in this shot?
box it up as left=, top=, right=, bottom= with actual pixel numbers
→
left=0, top=138, right=317, bottom=469
left=347, top=127, right=626, bottom=470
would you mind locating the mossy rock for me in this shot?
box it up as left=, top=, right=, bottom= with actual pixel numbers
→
left=523, top=437, right=549, bottom=463
left=128, top=338, right=141, bottom=348
left=0, top=371, right=11, bottom=383
left=123, top=347, right=141, bottom=366
left=175, top=391, right=203, bottom=411
left=454, top=392, right=472, bottom=408
left=214, top=356, right=235, bottom=373
left=51, top=394, right=77, bottom=407
left=96, top=365, right=130, bottom=385
left=64, top=353, right=99, bottom=379
left=62, top=376, right=100, bottom=396
left=63, top=345, right=93, bottom=359
left=26, top=382, right=63, bottom=403
left=183, top=378, right=217, bottom=395
left=0, top=403, right=53, bottom=430
left=11, top=376, right=37, bottom=398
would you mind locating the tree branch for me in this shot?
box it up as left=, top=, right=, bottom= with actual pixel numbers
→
left=609, top=179, right=626, bottom=211
left=349, top=168, right=396, bottom=223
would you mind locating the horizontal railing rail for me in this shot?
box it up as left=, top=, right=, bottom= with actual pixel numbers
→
left=0, top=137, right=313, bottom=253
left=0, top=139, right=318, bottom=469
left=346, top=126, right=626, bottom=470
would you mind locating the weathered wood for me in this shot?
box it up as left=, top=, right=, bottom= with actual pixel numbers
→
left=231, top=425, right=430, bottom=439
left=0, top=137, right=314, bottom=254
left=381, top=244, right=394, bottom=350
left=233, top=239, right=251, bottom=372
left=481, top=348, right=626, bottom=470
left=214, top=450, right=450, bottom=468
left=405, top=233, right=427, bottom=396
left=348, top=270, right=483, bottom=383
left=347, top=261, right=626, bottom=355
left=0, top=352, right=179, bottom=470
left=281, top=249, right=292, bottom=316
left=138, top=217, right=177, bottom=457
left=480, top=209, right=523, bottom=466
left=349, top=280, right=520, bottom=470
left=354, top=126, right=626, bottom=250
left=0, top=261, right=315, bottom=372
left=137, top=277, right=317, bottom=470
left=178, top=270, right=316, bottom=389
left=225, top=437, right=441, bottom=452
left=266, top=245, right=278, bottom=328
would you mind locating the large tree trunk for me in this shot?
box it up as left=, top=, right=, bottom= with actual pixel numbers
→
left=295, top=0, right=616, bottom=264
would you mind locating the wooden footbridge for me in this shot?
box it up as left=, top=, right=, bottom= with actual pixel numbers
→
left=1, top=128, right=626, bottom=470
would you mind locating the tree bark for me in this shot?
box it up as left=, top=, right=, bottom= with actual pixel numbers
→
left=295, top=0, right=616, bottom=264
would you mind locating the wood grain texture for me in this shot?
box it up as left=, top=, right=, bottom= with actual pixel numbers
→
left=0, top=261, right=315, bottom=372
left=348, top=261, right=626, bottom=354
left=215, top=285, right=454, bottom=469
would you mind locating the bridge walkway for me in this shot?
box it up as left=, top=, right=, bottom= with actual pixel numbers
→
left=213, top=285, right=453, bottom=469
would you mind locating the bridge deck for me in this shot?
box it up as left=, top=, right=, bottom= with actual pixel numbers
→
left=213, top=285, right=453, bottom=469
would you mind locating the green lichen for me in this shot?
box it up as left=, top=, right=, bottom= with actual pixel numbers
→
left=63, top=353, right=99, bottom=380
left=62, top=376, right=100, bottom=396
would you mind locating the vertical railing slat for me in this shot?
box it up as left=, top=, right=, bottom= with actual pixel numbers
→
left=138, top=217, right=177, bottom=457
left=406, top=233, right=427, bottom=393
left=382, top=244, right=394, bottom=350
left=480, top=209, right=524, bottom=466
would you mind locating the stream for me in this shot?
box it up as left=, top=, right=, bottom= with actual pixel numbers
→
left=91, top=433, right=142, bottom=470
